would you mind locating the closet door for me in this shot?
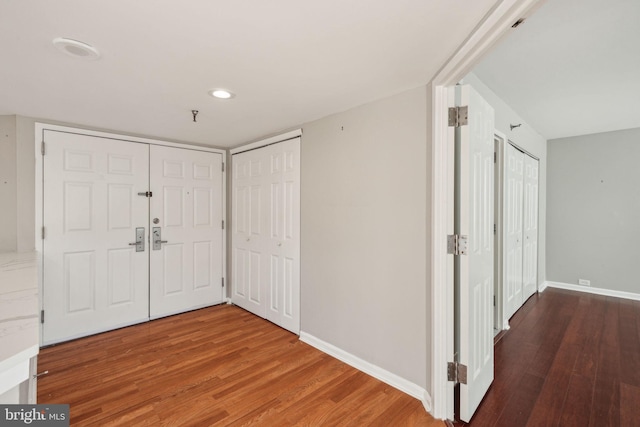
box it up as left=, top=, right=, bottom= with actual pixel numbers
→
left=231, top=138, right=301, bottom=334
left=42, top=131, right=149, bottom=344
left=263, top=139, right=300, bottom=333
left=522, top=155, right=539, bottom=300
left=149, top=145, right=224, bottom=318
left=504, top=144, right=524, bottom=320
left=231, top=148, right=268, bottom=317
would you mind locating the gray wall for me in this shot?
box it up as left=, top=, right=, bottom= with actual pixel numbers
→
left=0, top=116, right=17, bottom=252
left=301, top=86, right=429, bottom=390
left=0, top=115, right=35, bottom=253
left=463, top=73, right=548, bottom=286
left=547, top=127, right=640, bottom=293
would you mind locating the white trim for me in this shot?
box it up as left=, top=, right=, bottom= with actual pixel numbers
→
left=538, top=281, right=548, bottom=293
left=230, top=129, right=302, bottom=155
left=299, top=332, right=431, bottom=409
left=543, top=281, right=640, bottom=302
left=35, top=123, right=225, bottom=154
left=43, top=318, right=148, bottom=346
left=494, top=130, right=506, bottom=332
left=430, top=84, right=456, bottom=419
left=429, top=0, right=545, bottom=420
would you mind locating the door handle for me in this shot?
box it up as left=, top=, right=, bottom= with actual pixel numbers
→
left=152, top=227, right=167, bottom=250
left=129, top=227, right=145, bottom=252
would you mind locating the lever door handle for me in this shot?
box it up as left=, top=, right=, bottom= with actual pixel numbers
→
left=152, top=227, right=167, bottom=250
left=130, top=227, right=145, bottom=252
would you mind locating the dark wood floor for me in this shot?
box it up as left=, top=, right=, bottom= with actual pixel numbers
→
left=459, top=287, right=640, bottom=427
left=38, top=304, right=443, bottom=426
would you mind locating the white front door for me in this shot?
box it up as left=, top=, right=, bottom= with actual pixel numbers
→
left=522, top=155, right=539, bottom=300
left=42, top=131, right=149, bottom=344
left=149, top=145, right=224, bottom=318
left=455, top=85, right=495, bottom=423
left=231, top=137, right=301, bottom=334
left=504, top=144, right=524, bottom=320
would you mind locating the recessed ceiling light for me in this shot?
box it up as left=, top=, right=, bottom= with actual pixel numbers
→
left=209, top=89, right=235, bottom=99
left=52, top=37, right=100, bottom=60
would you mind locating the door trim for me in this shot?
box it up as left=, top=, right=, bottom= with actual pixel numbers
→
left=229, top=129, right=302, bottom=155
left=35, top=123, right=226, bottom=345
left=429, top=0, right=544, bottom=420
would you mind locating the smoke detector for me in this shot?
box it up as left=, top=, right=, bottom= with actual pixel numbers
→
left=52, top=37, right=101, bottom=60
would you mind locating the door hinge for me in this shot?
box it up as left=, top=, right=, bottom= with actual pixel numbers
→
left=494, top=223, right=496, bottom=235
left=447, top=361, right=467, bottom=385
left=494, top=295, right=496, bottom=306
left=41, top=226, right=45, bottom=240
left=447, top=234, right=468, bottom=255
left=222, top=162, right=225, bottom=172
left=41, top=141, right=45, bottom=156
left=448, top=106, right=468, bottom=127
left=494, top=151, right=497, bottom=163
left=137, top=191, right=153, bottom=197
left=40, top=310, right=45, bottom=324
left=221, top=277, right=225, bottom=288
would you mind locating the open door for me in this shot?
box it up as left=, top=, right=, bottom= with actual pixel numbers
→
left=454, top=84, right=495, bottom=422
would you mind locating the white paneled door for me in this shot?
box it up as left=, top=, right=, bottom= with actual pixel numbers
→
left=231, top=147, right=267, bottom=317
left=42, top=131, right=150, bottom=344
left=41, top=129, right=225, bottom=344
left=504, top=144, right=524, bottom=320
left=455, top=85, right=495, bottom=423
left=149, top=146, right=224, bottom=318
left=522, top=155, right=539, bottom=301
left=232, top=137, right=300, bottom=334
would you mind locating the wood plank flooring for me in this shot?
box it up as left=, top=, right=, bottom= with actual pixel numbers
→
left=38, top=304, right=443, bottom=426
left=458, top=287, right=640, bottom=427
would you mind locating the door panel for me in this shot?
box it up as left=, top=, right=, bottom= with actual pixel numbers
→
left=149, top=146, right=224, bottom=318
left=43, top=131, right=149, bottom=344
left=522, top=155, right=539, bottom=300
left=504, top=144, right=524, bottom=320
left=231, top=138, right=300, bottom=334
left=232, top=149, right=267, bottom=316
left=456, top=85, right=494, bottom=422
left=264, top=139, right=300, bottom=333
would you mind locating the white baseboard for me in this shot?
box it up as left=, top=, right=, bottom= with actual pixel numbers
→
left=543, top=281, right=640, bottom=301
left=538, top=281, right=548, bottom=293
left=299, top=331, right=432, bottom=412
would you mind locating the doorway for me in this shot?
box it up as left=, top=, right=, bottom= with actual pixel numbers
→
left=36, top=124, right=226, bottom=345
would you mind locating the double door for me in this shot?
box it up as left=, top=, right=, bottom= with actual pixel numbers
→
left=504, top=143, right=539, bottom=320
left=231, top=138, right=300, bottom=334
left=42, top=130, right=224, bottom=344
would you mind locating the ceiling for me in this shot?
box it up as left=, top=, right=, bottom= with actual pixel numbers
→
left=473, top=0, right=640, bottom=140
left=0, top=0, right=497, bottom=148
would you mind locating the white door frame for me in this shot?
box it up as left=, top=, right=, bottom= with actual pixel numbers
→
left=35, top=123, right=227, bottom=345
left=429, top=0, right=544, bottom=420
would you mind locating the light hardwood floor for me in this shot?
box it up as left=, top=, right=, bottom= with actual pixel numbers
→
left=38, top=304, right=443, bottom=426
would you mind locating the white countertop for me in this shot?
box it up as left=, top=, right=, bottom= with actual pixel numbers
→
left=0, top=251, right=39, bottom=393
